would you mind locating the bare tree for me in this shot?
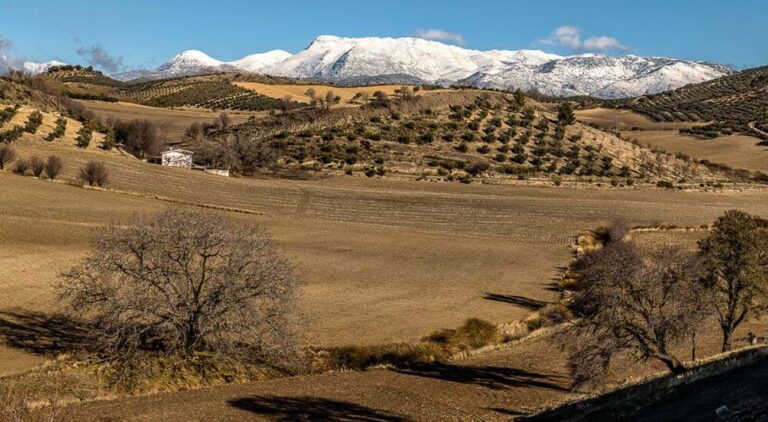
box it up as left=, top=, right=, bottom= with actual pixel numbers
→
left=698, top=210, right=768, bottom=352
left=279, top=95, right=293, bottom=114
left=563, top=239, right=708, bottom=386
left=395, top=85, right=413, bottom=100
left=217, top=112, right=231, bottom=131
left=0, top=144, right=16, bottom=170
left=112, top=119, right=161, bottom=158
left=29, top=156, right=44, bottom=177
left=305, top=88, right=318, bottom=109
left=184, top=122, right=204, bottom=142
left=57, top=209, right=301, bottom=362
left=371, top=91, right=390, bottom=108
left=12, top=157, right=29, bottom=175
left=323, top=90, right=339, bottom=111
left=45, top=155, right=63, bottom=180
left=79, top=161, right=109, bottom=186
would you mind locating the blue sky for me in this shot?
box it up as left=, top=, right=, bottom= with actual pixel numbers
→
left=1, top=0, right=766, bottom=71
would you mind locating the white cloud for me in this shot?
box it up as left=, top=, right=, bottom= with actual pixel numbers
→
left=582, top=35, right=626, bottom=51
left=413, top=29, right=465, bottom=46
left=539, top=26, right=628, bottom=52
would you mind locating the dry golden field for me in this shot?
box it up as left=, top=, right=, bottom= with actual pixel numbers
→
left=66, top=230, right=768, bottom=421
left=623, top=130, right=768, bottom=173
left=234, top=82, right=422, bottom=106
left=74, top=100, right=261, bottom=139
left=7, top=136, right=768, bottom=349
left=6, top=127, right=768, bottom=418
left=576, top=108, right=768, bottom=173
left=574, top=107, right=703, bottom=130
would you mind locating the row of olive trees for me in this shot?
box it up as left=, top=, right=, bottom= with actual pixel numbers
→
left=563, top=210, right=768, bottom=386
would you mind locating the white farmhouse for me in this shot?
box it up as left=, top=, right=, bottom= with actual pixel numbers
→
left=161, top=146, right=193, bottom=168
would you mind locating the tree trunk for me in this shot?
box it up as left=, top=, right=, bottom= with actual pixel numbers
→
left=690, top=332, right=697, bottom=362
left=658, top=354, right=687, bottom=375
left=722, top=327, right=733, bottom=352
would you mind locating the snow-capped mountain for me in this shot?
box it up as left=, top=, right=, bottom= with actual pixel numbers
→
left=21, top=60, right=68, bottom=75
left=228, top=50, right=293, bottom=72
left=22, top=35, right=731, bottom=98
left=112, top=49, right=291, bottom=81
left=260, top=36, right=731, bottom=98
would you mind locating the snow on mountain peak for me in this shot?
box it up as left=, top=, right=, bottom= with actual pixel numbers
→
left=227, top=50, right=292, bottom=72
left=107, top=35, right=730, bottom=98
left=162, top=50, right=223, bottom=70
left=263, top=36, right=731, bottom=98
left=21, top=60, right=68, bottom=75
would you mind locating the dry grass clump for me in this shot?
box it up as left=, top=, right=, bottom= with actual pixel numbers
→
left=0, top=365, right=91, bottom=422
left=526, top=304, right=574, bottom=332
left=325, top=318, right=499, bottom=371
left=0, top=353, right=285, bottom=416
left=96, top=353, right=284, bottom=395
left=425, top=318, right=499, bottom=351
left=326, top=342, right=449, bottom=371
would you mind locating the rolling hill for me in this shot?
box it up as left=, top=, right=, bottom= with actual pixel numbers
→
left=625, top=65, right=768, bottom=139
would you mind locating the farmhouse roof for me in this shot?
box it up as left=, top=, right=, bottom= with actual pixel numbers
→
left=161, top=148, right=194, bottom=155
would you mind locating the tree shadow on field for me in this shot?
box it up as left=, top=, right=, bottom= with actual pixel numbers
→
left=487, top=407, right=527, bottom=416
left=392, top=362, right=568, bottom=392
left=0, top=310, right=92, bottom=355
left=228, top=395, right=407, bottom=421
left=483, top=293, right=548, bottom=310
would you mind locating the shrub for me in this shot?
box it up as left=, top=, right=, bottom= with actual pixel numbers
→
left=79, top=161, right=109, bottom=186
left=0, top=104, right=20, bottom=125
left=30, top=156, right=45, bottom=177
left=24, top=111, right=44, bottom=134
left=0, top=144, right=16, bottom=170
left=12, top=157, right=29, bottom=175
left=76, top=126, right=93, bottom=148
left=328, top=342, right=448, bottom=371
left=0, top=125, right=24, bottom=143
left=539, top=304, right=573, bottom=325
left=45, top=155, right=63, bottom=180
left=466, top=160, right=490, bottom=176
left=656, top=180, right=674, bottom=189
left=46, top=116, right=68, bottom=141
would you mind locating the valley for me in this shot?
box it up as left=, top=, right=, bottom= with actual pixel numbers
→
left=2, top=14, right=768, bottom=420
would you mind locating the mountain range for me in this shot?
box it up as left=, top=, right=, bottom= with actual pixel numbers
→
left=22, top=35, right=733, bottom=99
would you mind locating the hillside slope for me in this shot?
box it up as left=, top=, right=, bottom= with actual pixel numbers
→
left=626, top=65, right=768, bottom=138
left=209, top=90, right=722, bottom=183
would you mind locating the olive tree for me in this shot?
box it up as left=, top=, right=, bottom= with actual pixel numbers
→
left=698, top=210, right=768, bottom=352
left=57, top=209, right=301, bottom=362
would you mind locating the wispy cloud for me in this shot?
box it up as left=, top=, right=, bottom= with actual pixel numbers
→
left=76, top=45, right=125, bottom=72
left=0, top=34, right=22, bottom=73
left=539, top=26, right=627, bottom=52
left=412, top=29, right=465, bottom=46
